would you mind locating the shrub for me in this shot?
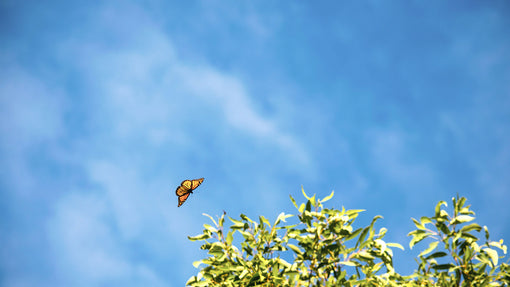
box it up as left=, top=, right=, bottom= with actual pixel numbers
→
left=187, top=189, right=509, bottom=286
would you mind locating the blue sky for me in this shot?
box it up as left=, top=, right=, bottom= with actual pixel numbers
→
left=1, top=1, right=509, bottom=286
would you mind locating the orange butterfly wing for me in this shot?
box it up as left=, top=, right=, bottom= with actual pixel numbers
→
left=175, top=178, right=204, bottom=207
left=191, top=178, right=204, bottom=189
left=176, top=180, right=192, bottom=196
left=178, top=193, right=191, bottom=207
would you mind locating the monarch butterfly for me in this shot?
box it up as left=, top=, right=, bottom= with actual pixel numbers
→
left=176, top=178, right=204, bottom=207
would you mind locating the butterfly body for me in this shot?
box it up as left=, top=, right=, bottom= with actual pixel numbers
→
left=176, top=178, right=204, bottom=207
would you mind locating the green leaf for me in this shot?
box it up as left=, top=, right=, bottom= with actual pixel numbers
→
left=287, top=243, right=303, bottom=255
left=274, top=212, right=293, bottom=226
left=412, top=218, right=425, bottom=230
left=408, top=230, right=429, bottom=249
left=239, top=269, right=249, bottom=279
left=438, top=209, right=449, bottom=219
left=304, top=200, right=312, bottom=213
left=202, top=213, right=217, bottom=227
left=460, top=223, right=482, bottom=233
left=484, top=248, right=499, bottom=266
left=301, top=186, right=310, bottom=200
left=290, top=194, right=298, bottom=209
left=188, top=233, right=211, bottom=241
left=375, top=239, right=387, bottom=254
left=437, top=222, right=450, bottom=235
left=310, top=194, right=317, bottom=207
left=209, top=244, right=225, bottom=257
left=340, top=261, right=358, bottom=267
left=239, top=230, right=253, bottom=240
left=489, top=239, right=507, bottom=254
left=387, top=243, right=405, bottom=251
left=420, top=216, right=432, bottom=226
left=229, top=217, right=246, bottom=230
left=346, top=209, right=365, bottom=216
left=345, top=228, right=363, bottom=242
left=259, top=215, right=270, bottom=228
left=192, top=260, right=204, bottom=268
left=451, top=215, right=475, bottom=224
left=203, top=224, right=218, bottom=233
left=458, top=196, right=467, bottom=210
left=432, top=263, right=454, bottom=270
left=277, top=258, right=291, bottom=268
left=357, top=227, right=370, bottom=247
left=435, top=201, right=447, bottom=216
left=219, top=212, right=225, bottom=227
left=460, top=232, right=479, bottom=242
left=226, top=230, right=234, bottom=245
left=419, top=241, right=439, bottom=257
left=426, top=251, right=447, bottom=260
left=185, top=276, right=200, bottom=285
left=357, top=250, right=375, bottom=260
left=240, top=214, right=256, bottom=224
left=322, top=190, right=335, bottom=203
left=484, top=226, right=490, bottom=241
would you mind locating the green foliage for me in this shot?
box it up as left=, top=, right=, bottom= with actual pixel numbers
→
left=187, top=190, right=509, bottom=286
left=407, top=194, right=509, bottom=286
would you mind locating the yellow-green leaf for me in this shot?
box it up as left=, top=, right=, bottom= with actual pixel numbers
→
left=451, top=215, right=475, bottom=224
left=192, top=260, right=204, bottom=268
left=484, top=248, right=498, bottom=266
left=322, top=190, right=335, bottom=203
left=202, top=213, right=217, bottom=226
left=288, top=243, right=303, bottom=254
left=387, top=243, right=405, bottom=251
left=419, top=241, right=439, bottom=257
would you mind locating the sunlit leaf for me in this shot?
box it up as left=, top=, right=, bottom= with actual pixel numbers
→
left=226, top=231, right=234, bottom=245
left=460, top=223, right=482, bottom=233
left=203, top=224, right=218, bottom=233
left=375, top=239, right=387, bottom=254
left=188, top=233, right=211, bottom=241
left=287, top=243, right=303, bottom=255
left=451, top=215, right=475, bottom=224
left=484, top=226, right=490, bottom=241
left=301, top=186, right=310, bottom=200
left=484, top=248, right=499, bottom=266
left=420, top=216, right=432, bottom=226
left=387, top=243, right=405, bottom=251
left=419, top=241, right=439, bottom=257
left=322, top=190, right=335, bottom=203
left=357, top=250, right=375, bottom=260
left=289, top=194, right=298, bottom=209
left=193, top=260, right=204, bottom=268
left=202, top=213, right=217, bottom=227
left=412, top=218, right=425, bottom=230
left=310, top=194, right=317, bottom=207
left=435, top=201, right=447, bottom=216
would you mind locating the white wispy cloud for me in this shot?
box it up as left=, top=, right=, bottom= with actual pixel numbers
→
left=0, top=64, right=66, bottom=195
left=0, top=2, right=314, bottom=285
left=174, top=65, right=310, bottom=164
left=367, top=128, right=437, bottom=192
left=47, top=192, right=169, bottom=287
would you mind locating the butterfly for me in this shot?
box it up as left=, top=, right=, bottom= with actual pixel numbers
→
left=175, top=178, right=204, bottom=207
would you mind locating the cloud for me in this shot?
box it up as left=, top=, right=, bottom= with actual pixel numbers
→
left=50, top=1, right=309, bottom=166
left=174, top=65, right=310, bottom=164
left=46, top=191, right=168, bottom=287
left=36, top=8, right=308, bottom=283
left=0, top=64, right=66, bottom=197
left=367, top=128, right=436, bottom=191
left=0, top=66, right=64, bottom=146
